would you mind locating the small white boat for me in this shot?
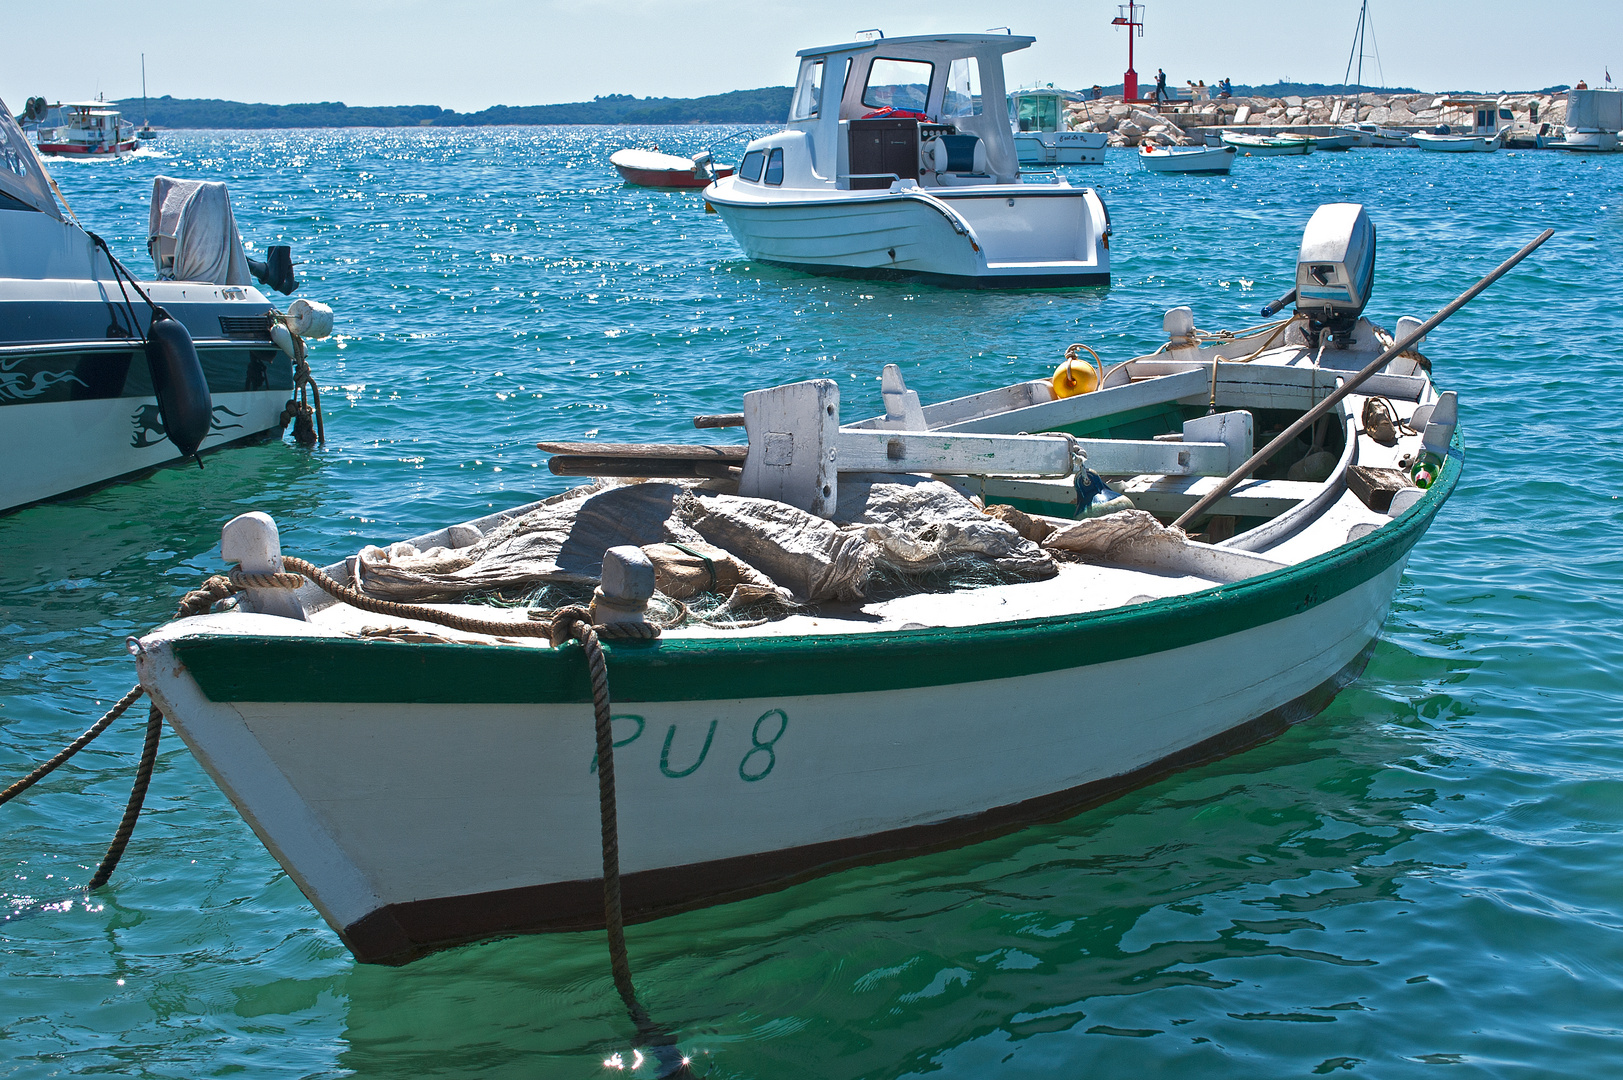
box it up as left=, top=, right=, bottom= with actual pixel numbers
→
left=133, top=204, right=1487, bottom=965
left=1139, top=143, right=1236, bottom=174
left=0, top=99, right=334, bottom=513
left=705, top=33, right=1111, bottom=288
left=1221, top=132, right=1313, bottom=156
left=1412, top=131, right=1499, bottom=153
left=1306, top=132, right=1360, bottom=151
left=609, top=148, right=734, bottom=188
left=1009, top=88, right=1107, bottom=165
left=1343, top=121, right=1413, bottom=148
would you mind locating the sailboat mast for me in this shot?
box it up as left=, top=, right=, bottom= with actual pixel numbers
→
left=141, top=53, right=148, bottom=124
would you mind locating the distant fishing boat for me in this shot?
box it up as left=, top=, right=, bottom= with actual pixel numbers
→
left=1222, top=132, right=1312, bottom=156
left=609, top=148, right=732, bottom=188
left=33, top=99, right=138, bottom=156
left=1139, top=143, right=1235, bottom=173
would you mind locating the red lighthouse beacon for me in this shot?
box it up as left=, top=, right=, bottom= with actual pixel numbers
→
left=1111, top=2, right=1145, bottom=102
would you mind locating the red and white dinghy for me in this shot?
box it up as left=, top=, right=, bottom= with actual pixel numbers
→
left=609, top=148, right=733, bottom=188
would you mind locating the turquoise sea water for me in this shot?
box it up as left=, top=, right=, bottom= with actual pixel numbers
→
left=2, top=127, right=1621, bottom=1078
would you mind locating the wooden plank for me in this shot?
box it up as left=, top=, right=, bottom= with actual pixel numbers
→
left=1075, top=437, right=1233, bottom=477
left=937, top=369, right=1210, bottom=435
left=740, top=379, right=840, bottom=516
left=693, top=413, right=745, bottom=429
left=548, top=455, right=742, bottom=478
left=536, top=442, right=744, bottom=460
left=833, top=430, right=1075, bottom=476
left=1114, top=474, right=1321, bottom=518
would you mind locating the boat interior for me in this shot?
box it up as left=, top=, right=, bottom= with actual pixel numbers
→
left=182, top=203, right=1453, bottom=646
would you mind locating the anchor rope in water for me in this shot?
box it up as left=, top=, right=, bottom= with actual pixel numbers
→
left=3, top=556, right=686, bottom=1070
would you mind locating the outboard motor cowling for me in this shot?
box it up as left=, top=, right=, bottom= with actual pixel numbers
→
left=144, top=309, right=212, bottom=462
left=1294, top=202, right=1376, bottom=345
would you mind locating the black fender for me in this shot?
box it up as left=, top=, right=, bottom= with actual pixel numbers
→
left=144, top=309, right=212, bottom=460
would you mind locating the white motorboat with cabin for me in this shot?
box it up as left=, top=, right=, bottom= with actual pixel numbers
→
left=1546, top=88, right=1621, bottom=152
left=704, top=33, right=1111, bottom=289
left=1139, top=143, right=1235, bottom=174
left=0, top=100, right=334, bottom=513
left=116, top=204, right=1553, bottom=967
left=1009, top=87, right=1107, bottom=165
left=31, top=99, right=138, bottom=157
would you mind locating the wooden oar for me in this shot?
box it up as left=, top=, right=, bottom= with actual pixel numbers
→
left=537, top=441, right=744, bottom=478
left=1171, top=228, right=1554, bottom=531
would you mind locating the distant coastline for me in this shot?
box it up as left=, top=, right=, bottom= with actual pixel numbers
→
left=114, top=88, right=793, bottom=129
left=106, top=81, right=1574, bottom=130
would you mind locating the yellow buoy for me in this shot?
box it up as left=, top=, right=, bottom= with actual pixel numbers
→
left=1052, top=343, right=1102, bottom=398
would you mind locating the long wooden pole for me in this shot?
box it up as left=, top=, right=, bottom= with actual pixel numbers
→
left=1171, top=227, right=1554, bottom=530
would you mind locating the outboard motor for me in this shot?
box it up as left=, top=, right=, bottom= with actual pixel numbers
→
left=248, top=245, right=298, bottom=295
left=1262, top=203, right=1376, bottom=347
left=144, top=309, right=213, bottom=462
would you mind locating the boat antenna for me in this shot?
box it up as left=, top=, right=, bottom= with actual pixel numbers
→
left=1172, top=228, right=1554, bottom=531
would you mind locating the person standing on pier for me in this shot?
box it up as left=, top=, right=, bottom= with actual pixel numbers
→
left=1154, top=68, right=1168, bottom=103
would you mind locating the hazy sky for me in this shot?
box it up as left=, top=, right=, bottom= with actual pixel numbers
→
left=3, top=1, right=1617, bottom=114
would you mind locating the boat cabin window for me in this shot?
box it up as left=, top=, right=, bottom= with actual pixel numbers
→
left=739, top=149, right=765, bottom=182
left=1498, top=108, right=1514, bottom=121
left=1014, top=95, right=1060, bottom=133
left=791, top=59, right=825, bottom=121
left=764, top=148, right=785, bottom=185
left=863, top=58, right=934, bottom=113
left=943, top=58, right=982, bottom=116
left=1530, top=102, right=1540, bottom=123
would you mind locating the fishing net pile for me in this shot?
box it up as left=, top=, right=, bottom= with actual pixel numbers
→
left=352, top=477, right=1179, bottom=628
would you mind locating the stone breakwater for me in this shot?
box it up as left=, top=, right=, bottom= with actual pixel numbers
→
left=1066, top=92, right=1569, bottom=147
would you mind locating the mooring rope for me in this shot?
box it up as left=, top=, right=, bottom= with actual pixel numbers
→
left=3, top=555, right=687, bottom=1071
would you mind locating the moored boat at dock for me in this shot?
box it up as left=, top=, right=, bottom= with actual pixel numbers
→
left=0, top=100, right=335, bottom=513
left=1139, top=143, right=1236, bottom=173
left=1221, top=131, right=1313, bottom=156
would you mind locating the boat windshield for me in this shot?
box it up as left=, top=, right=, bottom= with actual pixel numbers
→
left=791, top=59, right=824, bottom=121
left=863, top=58, right=933, bottom=112
left=1014, top=95, right=1060, bottom=133
left=943, top=58, right=982, bottom=116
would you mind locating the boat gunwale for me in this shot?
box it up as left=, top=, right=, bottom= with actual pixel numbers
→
left=161, top=433, right=1462, bottom=705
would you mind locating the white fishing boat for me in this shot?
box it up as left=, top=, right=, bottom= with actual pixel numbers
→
left=1139, top=143, right=1236, bottom=174
left=0, top=100, right=334, bottom=513
left=121, top=204, right=1555, bottom=967
left=1413, top=97, right=1505, bottom=153
left=1221, top=131, right=1313, bottom=156
left=1009, top=87, right=1107, bottom=165
left=704, top=33, right=1111, bottom=288
left=1412, top=131, right=1499, bottom=153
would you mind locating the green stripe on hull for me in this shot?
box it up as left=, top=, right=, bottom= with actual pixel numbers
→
left=175, top=440, right=1460, bottom=705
